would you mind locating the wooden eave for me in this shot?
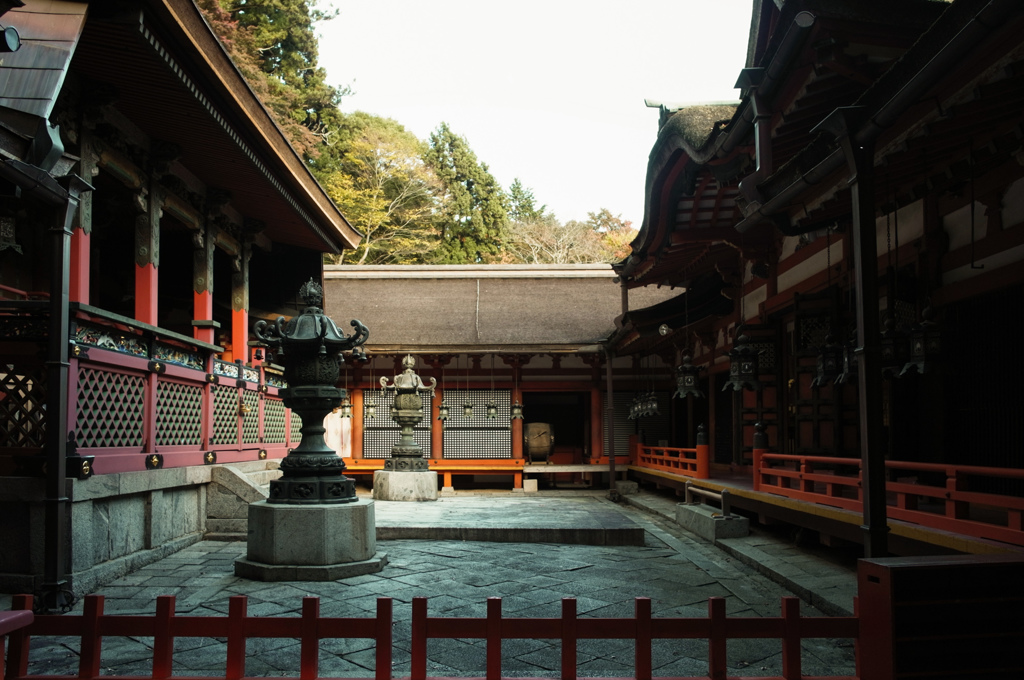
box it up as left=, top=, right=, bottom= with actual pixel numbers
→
left=749, top=0, right=1024, bottom=236
left=66, top=0, right=358, bottom=254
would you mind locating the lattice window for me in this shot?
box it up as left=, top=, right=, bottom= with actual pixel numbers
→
left=155, top=380, right=203, bottom=447
left=241, top=391, right=260, bottom=444
left=211, top=385, right=238, bottom=446
left=264, top=398, right=286, bottom=443
left=289, top=411, right=302, bottom=443
left=76, top=367, right=145, bottom=448
left=363, top=389, right=432, bottom=459
left=0, top=362, right=47, bottom=448
left=441, top=389, right=510, bottom=459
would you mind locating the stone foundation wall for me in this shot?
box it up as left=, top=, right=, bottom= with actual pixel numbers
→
left=0, top=461, right=279, bottom=596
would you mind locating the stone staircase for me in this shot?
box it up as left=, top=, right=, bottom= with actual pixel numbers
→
left=205, top=461, right=282, bottom=540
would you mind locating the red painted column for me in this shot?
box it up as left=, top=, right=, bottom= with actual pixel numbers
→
left=135, top=263, right=158, bottom=326
left=511, top=380, right=523, bottom=460
left=431, top=387, right=444, bottom=460
left=351, top=388, right=364, bottom=460
left=69, top=228, right=90, bottom=304
left=193, top=222, right=217, bottom=344
left=230, top=242, right=251, bottom=364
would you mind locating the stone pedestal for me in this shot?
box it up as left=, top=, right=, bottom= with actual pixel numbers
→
left=234, top=499, right=387, bottom=581
left=372, top=470, right=438, bottom=501
left=675, top=502, right=750, bottom=542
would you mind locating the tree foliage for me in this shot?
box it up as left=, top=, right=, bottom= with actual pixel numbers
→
left=424, top=123, right=509, bottom=264
left=323, top=114, right=440, bottom=264
left=198, top=2, right=634, bottom=266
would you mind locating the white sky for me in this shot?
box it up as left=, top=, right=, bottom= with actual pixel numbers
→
left=317, top=1, right=753, bottom=228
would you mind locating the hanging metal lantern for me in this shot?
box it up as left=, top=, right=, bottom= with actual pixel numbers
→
left=510, top=400, right=524, bottom=420
left=722, top=333, right=763, bottom=391
left=900, top=304, right=940, bottom=376
left=834, top=335, right=859, bottom=386
left=437, top=401, right=450, bottom=421
left=646, top=391, right=660, bottom=417
left=463, top=401, right=473, bottom=417
left=337, top=395, right=353, bottom=418
left=485, top=399, right=498, bottom=419
left=879, top=315, right=910, bottom=378
left=674, top=355, right=704, bottom=399
left=811, top=334, right=843, bottom=387
left=365, top=399, right=377, bottom=418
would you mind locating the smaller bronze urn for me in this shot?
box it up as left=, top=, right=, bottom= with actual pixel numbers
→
left=380, top=355, right=436, bottom=471
left=254, top=279, right=369, bottom=504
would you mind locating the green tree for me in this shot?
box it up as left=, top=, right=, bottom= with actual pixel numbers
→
left=323, top=114, right=441, bottom=264
left=425, top=123, right=509, bottom=263
left=197, top=0, right=349, bottom=161
left=507, top=178, right=545, bottom=223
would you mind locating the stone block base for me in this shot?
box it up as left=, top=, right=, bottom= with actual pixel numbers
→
left=238, top=499, right=379, bottom=581
left=675, top=503, right=749, bottom=541
left=372, top=470, right=439, bottom=501
left=234, top=553, right=387, bottom=581
left=616, top=480, right=639, bottom=495
left=523, top=479, right=539, bottom=493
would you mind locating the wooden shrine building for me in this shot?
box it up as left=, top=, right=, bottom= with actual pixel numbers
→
left=612, top=0, right=1024, bottom=557
left=0, top=0, right=358, bottom=601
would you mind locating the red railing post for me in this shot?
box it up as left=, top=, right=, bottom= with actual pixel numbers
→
left=486, top=598, right=502, bottom=680
left=696, top=423, right=711, bottom=479
left=780, top=597, right=801, bottom=680
left=411, top=597, right=427, bottom=680
left=560, top=598, right=576, bottom=680
left=1, top=597, right=34, bottom=680
left=634, top=598, right=652, bottom=680
left=79, top=595, right=104, bottom=680
left=152, top=596, right=175, bottom=679
left=375, top=598, right=393, bottom=680
left=708, top=597, right=727, bottom=680
left=225, top=596, right=247, bottom=680
left=300, top=597, right=319, bottom=680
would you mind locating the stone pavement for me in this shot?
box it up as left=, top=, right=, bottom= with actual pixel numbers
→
left=5, top=491, right=857, bottom=678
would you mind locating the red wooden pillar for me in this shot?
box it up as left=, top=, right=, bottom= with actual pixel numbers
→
left=431, top=387, right=444, bottom=460
left=69, top=228, right=90, bottom=304
left=133, top=186, right=161, bottom=326
left=70, top=131, right=95, bottom=305
left=230, top=243, right=251, bottom=364
left=193, top=222, right=217, bottom=344
left=351, top=388, right=364, bottom=460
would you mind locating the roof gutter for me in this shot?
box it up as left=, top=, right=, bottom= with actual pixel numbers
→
left=735, top=0, right=1023, bottom=235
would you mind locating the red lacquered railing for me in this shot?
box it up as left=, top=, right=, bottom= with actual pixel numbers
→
left=754, top=451, right=1024, bottom=546
left=633, top=442, right=711, bottom=479
left=3, top=593, right=859, bottom=680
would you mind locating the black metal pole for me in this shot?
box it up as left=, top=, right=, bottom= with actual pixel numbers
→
left=814, top=108, right=889, bottom=558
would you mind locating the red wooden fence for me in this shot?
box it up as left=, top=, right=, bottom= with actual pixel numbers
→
left=751, top=450, right=1024, bottom=546
left=3, top=593, right=859, bottom=680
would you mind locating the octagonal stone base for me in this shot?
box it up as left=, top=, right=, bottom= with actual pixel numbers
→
left=372, top=470, right=439, bottom=501
left=235, top=499, right=386, bottom=581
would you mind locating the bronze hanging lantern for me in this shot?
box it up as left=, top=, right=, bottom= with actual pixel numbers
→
left=879, top=314, right=910, bottom=378
left=510, top=400, right=524, bottom=420
left=674, top=355, right=704, bottom=399
left=811, top=334, right=843, bottom=387
left=337, top=395, right=353, bottom=419
left=834, top=332, right=859, bottom=385
left=900, top=304, right=940, bottom=376
left=722, top=333, right=763, bottom=391
left=437, top=402, right=450, bottom=421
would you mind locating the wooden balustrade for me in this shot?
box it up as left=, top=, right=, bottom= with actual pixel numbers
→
left=756, top=453, right=1024, bottom=546
left=633, top=443, right=710, bottom=480
left=3, top=593, right=859, bottom=680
